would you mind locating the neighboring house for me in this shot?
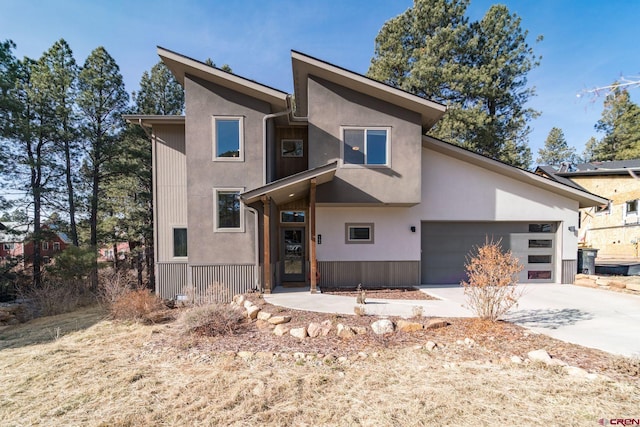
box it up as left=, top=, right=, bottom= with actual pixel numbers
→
left=22, top=225, right=71, bottom=263
left=0, top=222, right=26, bottom=263
left=125, top=47, right=607, bottom=300
left=537, top=160, right=640, bottom=259
left=98, top=242, right=131, bottom=263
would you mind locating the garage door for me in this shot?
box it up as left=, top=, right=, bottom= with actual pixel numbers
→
left=421, top=222, right=556, bottom=285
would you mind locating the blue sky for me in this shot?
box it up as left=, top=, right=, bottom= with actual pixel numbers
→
left=1, top=0, right=638, bottom=164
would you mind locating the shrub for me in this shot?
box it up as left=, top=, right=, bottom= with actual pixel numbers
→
left=97, top=268, right=138, bottom=306
left=461, top=238, right=524, bottom=322
left=109, top=288, right=165, bottom=322
left=181, top=303, right=246, bottom=336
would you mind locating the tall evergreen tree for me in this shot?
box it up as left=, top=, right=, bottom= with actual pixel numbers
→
left=77, top=47, right=129, bottom=290
left=537, top=127, right=577, bottom=165
left=591, top=85, right=640, bottom=161
left=368, top=0, right=540, bottom=169
left=582, top=136, right=598, bottom=162
left=38, top=39, right=80, bottom=246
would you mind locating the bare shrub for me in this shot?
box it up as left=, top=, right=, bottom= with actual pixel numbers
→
left=353, top=304, right=366, bottom=316
left=181, top=303, right=246, bottom=336
left=109, top=289, right=165, bottom=322
left=461, top=238, right=524, bottom=322
left=179, top=282, right=234, bottom=306
left=97, top=268, right=138, bottom=306
left=411, top=305, right=424, bottom=318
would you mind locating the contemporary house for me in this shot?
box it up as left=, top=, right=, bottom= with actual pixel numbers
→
left=537, top=160, right=640, bottom=259
left=126, top=47, right=607, bottom=300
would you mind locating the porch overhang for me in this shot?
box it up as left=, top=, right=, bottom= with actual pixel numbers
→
left=240, top=162, right=338, bottom=205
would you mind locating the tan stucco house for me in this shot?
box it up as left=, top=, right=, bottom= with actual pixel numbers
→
left=125, top=47, right=607, bottom=301
left=537, top=161, right=640, bottom=259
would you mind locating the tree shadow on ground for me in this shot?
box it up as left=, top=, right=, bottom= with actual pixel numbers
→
left=506, top=308, right=594, bottom=330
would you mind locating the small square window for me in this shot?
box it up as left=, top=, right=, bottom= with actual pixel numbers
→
left=213, top=117, right=243, bottom=160
left=595, top=202, right=610, bottom=214
left=3, top=243, right=14, bottom=251
left=281, top=139, right=303, bottom=157
left=626, top=200, right=638, bottom=215
left=342, top=127, right=389, bottom=166
left=53, top=242, right=60, bottom=251
left=173, top=228, right=187, bottom=258
left=345, top=223, right=374, bottom=244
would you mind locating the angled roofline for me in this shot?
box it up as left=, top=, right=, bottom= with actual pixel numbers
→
left=422, top=136, right=609, bottom=208
left=157, top=46, right=289, bottom=111
left=556, top=168, right=640, bottom=177
left=123, top=115, right=185, bottom=126
left=534, top=165, right=587, bottom=191
left=291, top=50, right=446, bottom=131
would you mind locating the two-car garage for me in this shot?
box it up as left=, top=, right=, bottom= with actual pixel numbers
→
left=421, top=221, right=557, bottom=285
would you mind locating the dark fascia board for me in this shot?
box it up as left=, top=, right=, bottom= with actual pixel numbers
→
left=422, top=136, right=609, bottom=208
left=157, top=46, right=289, bottom=111
left=123, top=115, right=185, bottom=127
left=241, top=162, right=338, bottom=205
left=557, top=168, right=640, bottom=177
left=291, top=50, right=446, bottom=131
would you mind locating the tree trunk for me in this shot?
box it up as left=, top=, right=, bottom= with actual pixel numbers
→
left=112, top=242, right=119, bottom=270
left=90, top=153, right=99, bottom=292
left=64, top=139, right=79, bottom=246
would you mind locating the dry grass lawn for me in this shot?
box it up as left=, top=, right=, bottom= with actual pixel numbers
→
left=1, top=305, right=638, bottom=426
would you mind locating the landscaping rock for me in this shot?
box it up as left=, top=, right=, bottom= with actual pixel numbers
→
left=352, top=326, right=368, bottom=335
left=626, top=283, right=640, bottom=292
left=320, top=320, right=333, bottom=336
left=425, top=341, right=437, bottom=351
left=232, top=295, right=245, bottom=306
left=527, top=349, right=552, bottom=364
left=564, top=366, right=588, bottom=377
left=573, top=278, right=597, bottom=288
left=396, top=319, right=423, bottom=332
left=371, top=319, right=394, bottom=335
left=273, top=324, right=290, bottom=336
left=307, top=322, right=322, bottom=338
left=268, top=315, right=292, bottom=325
left=608, top=280, right=627, bottom=289
left=246, top=305, right=260, bottom=320
left=257, top=311, right=272, bottom=321
left=255, top=319, right=273, bottom=330
left=425, top=318, right=449, bottom=330
left=337, top=323, right=355, bottom=338
left=510, top=355, right=523, bottom=364
left=290, top=327, right=308, bottom=339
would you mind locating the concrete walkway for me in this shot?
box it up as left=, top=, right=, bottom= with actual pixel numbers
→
left=264, top=284, right=640, bottom=358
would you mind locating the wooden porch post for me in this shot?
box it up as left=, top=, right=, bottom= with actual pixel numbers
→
left=262, top=196, right=271, bottom=294
left=309, top=178, right=318, bottom=294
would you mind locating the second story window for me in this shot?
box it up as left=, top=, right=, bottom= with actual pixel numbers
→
left=214, top=188, right=244, bottom=232
left=626, top=200, right=638, bottom=215
left=342, top=127, right=390, bottom=167
left=213, top=116, right=244, bottom=161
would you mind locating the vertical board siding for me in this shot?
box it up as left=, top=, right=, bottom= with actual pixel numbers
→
left=157, top=263, right=188, bottom=299
left=190, top=265, right=257, bottom=303
left=318, top=261, right=419, bottom=288
left=562, top=259, right=577, bottom=284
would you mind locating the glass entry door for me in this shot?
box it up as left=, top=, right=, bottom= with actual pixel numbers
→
left=282, top=228, right=305, bottom=282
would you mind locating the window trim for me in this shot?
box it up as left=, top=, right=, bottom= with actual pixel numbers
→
left=212, top=116, right=244, bottom=161
left=172, top=226, right=188, bottom=260
left=625, top=199, right=639, bottom=216
left=42, top=241, right=49, bottom=251
left=52, top=242, right=60, bottom=251
left=340, top=126, right=391, bottom=168
left=345, top=223, right=375, bottom=244
left=281, top=139, right=304, bottom=158
left=214, top=188, right=245, bottom=233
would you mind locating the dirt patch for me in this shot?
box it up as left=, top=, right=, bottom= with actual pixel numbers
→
left=321, top=287, right=438, bottom=300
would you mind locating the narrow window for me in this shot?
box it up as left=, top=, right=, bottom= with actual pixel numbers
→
left=281, top=211, right=305, bottom=223
left=528, top=239, right=552, bottom=249
left=528, top=271, right=552, bottom=280
left=173, top=228, right=187, bottom=258
left=213, top=117, right=243, bottom=160
left=42, top=242, right=49, bottom=251
left=342, top=127, right=389, bottom=166
left=215, top=189, right=244, bottom=232
left=53, top=242, right=60, bottom=251
left=528, top=223, right=554, bottom=233
left=345, top=223, right=374, bottom=244
left=528, top=255, right=551, bottom=264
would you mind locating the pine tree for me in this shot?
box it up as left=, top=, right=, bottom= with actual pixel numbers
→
left=537, top=127, right=577, bottom=165
left=591, top=85, right=640, bottom=161
left=368, top=0, right=540, bottom=169
left=77, top=47, right=129, bottom=290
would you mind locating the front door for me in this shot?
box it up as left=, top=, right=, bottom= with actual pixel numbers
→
left=282, top=227, right=305, bottom=282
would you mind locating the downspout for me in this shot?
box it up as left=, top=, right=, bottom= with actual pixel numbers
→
left=246, top=206, right=261, bottom=291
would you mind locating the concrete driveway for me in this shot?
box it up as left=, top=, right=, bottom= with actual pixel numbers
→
left=425, top=284, right=640, bottom=358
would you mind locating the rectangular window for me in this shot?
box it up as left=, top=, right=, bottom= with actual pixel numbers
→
left=626, top=200, right=638, bottom=215
left=528, top=239, right=552, bottom=248
left=281, top=211, right=305, bottom=223
left=173, top=228, right=187, bottom=258
left=528, top=223, right=554, bottom=233
left=528, top=255, right=552, bottom=264
left=342, top=127, right=389, bottom=166
left=53, top=242, right=60, bottom=251
left=42, top=242, right=49, bottom=251
left=214, top=189, right=244, bottom=232
left=281, top=139, right=303, bottom=157
left=345, top=223, right=374, bottom=244
left=528, top=270, right=552, bottom=280
left=213, top=116, right=243, bottom=160
left=3, top=243, right=14, bottom=251
left=595, top=202, right=610, bottom=214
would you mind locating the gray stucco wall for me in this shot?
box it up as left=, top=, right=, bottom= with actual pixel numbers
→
left=184, top=75, right=272, bottom=265
left=307, top=76, right=423, bottom=205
